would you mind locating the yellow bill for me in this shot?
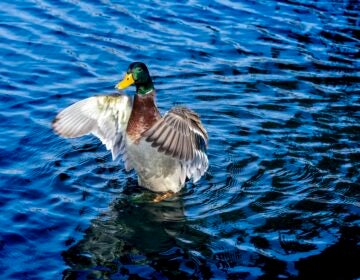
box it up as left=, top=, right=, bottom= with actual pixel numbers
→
left=116, top=73, right=135, bottom=90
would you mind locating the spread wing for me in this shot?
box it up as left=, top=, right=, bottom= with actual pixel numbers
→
left=52, top=94, right=133, bottom=170
left=143, top=106, right=208, bottom=182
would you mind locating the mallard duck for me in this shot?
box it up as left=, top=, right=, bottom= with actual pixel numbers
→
left=52, top=62, right=208, bottom=200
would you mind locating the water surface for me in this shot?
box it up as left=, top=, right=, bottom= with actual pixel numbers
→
left=0, top=0, right=359, bottom=279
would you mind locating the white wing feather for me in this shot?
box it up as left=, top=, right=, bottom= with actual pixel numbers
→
left=52, top=95, right=132, bottom=168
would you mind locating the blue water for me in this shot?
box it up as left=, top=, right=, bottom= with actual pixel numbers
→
left=1, top=0, right=360, bottom=279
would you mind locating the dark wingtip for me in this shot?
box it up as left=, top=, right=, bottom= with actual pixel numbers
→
left=51, top=116, right=63, bottom=136
left=52, top=117, right=58, bottom=125
left=51, top=117, right=59, bottom=131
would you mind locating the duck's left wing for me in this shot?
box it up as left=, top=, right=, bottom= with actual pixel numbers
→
left=143, top=106, right=208, bottom=182
left=52, top=95, right=133, bottom=168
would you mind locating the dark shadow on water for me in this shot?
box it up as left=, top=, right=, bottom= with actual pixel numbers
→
left=62, top=181, right=213, bottom=279
left=295, top=226, right=360, bottom=280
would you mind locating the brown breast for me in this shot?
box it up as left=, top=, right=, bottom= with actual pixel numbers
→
left=126, top=91, right=161, bottom=142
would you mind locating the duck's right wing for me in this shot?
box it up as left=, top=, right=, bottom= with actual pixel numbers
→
left=52, top=94, right=133, bottom=170
left=143, top=106, right=208, bottom=183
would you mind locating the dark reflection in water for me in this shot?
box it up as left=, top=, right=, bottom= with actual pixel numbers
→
left=62, top=183, right=200, bottom=279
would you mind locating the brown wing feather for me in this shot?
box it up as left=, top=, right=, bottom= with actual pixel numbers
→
left=160, top=128, right=175, bottom=153
left=157, top=124, right=172, bottom=152
left=148, top=120, right=167, bottom=145
left=143, top=106, right=208, bottom=161
left=170, top=131, right=180, bottom=157
left=142, top=106, right=208, bottom=183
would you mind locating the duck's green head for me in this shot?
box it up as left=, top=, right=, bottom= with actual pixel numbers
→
left=116, top=62, right=154, bottom=95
